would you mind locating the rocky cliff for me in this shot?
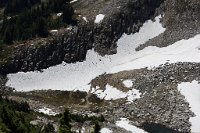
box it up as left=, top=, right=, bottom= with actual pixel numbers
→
left=0, top=0, right=164, bottom=75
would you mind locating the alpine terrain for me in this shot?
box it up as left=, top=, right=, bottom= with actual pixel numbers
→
left=0, top=0, right=200, bottom=133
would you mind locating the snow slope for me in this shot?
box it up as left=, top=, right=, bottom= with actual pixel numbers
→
left=178, top=81, right=200, bottom=133
left=6, top=15, right=165, bottom=92
left=116, top=118, right=147, bottom=133
left=109, top=35, right=200, bottom=73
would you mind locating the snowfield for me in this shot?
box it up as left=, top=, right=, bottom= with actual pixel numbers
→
left=116, top=118, right=147, bottom=133
left=6, top=15, right=165, bottom=92
left=109, top=34, right=200, bottom=73
left=178, top=81, right=200, bottom=133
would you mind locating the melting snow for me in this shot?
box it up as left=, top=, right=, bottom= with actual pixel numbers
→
left=94, top=84, right=126, bottom=100
left=178, top=81, right=200, bottom=133
left=123, top=80, right=133, bottom=88
left=93, top=84, right=141, bottom=102
left=116, top=118, right=147, bottom=133
left=126, top=89, right=141, bottom=103
left=38, top=107, right=58, bottom=116
left=95, top=14, right=105, bottom=23
left=100, top=128, right=113, bottom=133
left=6, top=15, right=165, bottom=92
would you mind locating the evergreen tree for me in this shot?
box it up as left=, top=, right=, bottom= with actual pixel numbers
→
left=0, top=0, right=76, bottom=44
left=62, top=3, right=74, bottom=24
left=43, top=123, right=55, bottom=133
left=35, top=17, right=48, bottom=37
left=3, top=23, right=13, bottom=44
left=93, top=121, right=101, bottom=133
left=59, top=109, right=72, bottom=133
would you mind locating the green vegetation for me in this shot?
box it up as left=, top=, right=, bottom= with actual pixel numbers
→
left=0, top=96, right=40, bottom=133
left=0, top=0, right=7, bottom=8
left=4, top=0, right=41, bottom=15
left=0, top=95, right=105, bottom=133
left=0, top=0, right=76, bottom=45
left=94, top=121, right=101, bottom=133
left=59, top=109, right=105, bottom=133
left=59, top=109, right=72, bottom=133
left=43, top=123, right=55, bottom=133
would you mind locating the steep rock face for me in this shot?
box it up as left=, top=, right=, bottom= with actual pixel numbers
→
left=0, top=0, right=164, bottom=75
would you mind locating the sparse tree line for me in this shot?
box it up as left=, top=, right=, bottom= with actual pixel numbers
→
left=0, top=95, right=104, bottom=133
left=0, top=0, right=76, bottom=45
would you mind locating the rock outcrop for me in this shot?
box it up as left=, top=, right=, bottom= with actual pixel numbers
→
left=0, top=0, right=164, bottom=75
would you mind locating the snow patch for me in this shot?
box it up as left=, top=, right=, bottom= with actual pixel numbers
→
left=83, top=17, right=87, bottom=22
left=100, top=128, right=113, bottom=133
left=178, top=81, right=200, bottom=133
left=116, top=118, right=147, bottom=133
left=93, top=84, right=141, bottom=102
left=50, top=30, right=58, bottom=33
left=94, top=84, right=126, bottom=100
left=70, top=0, right=78, bottom=4
left=123, top=80, right=133, bottom=88
left=95, top=14, right=105, bottom=23
left=38, top=107, right=58, bottom=116
left=57, top=13, right=63, bottom=17
left=126, top=89, right=141, bottom=103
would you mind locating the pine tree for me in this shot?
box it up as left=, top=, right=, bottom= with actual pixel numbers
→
left=59, top=109, right=72, bottom=133
left=62, top=3, right=74, bottom=24
left=94, top=121, right=101, bottom=133
left=36, top=17, right=48, bottom=37
left=43, top=123, right=55, bottom=133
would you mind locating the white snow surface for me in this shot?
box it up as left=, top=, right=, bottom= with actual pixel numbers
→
left=94, top=84, right=141, bottom=102
left=123, top=80, right=133, bottom=88
left=94, top=84, right=127, bottom=100
left=83, top=17, right=87, bottom=22
left=50, top=30, right=58, bottom=33
left=38, top=107, right=58, bottom=116
left=57, top=13, right=63, bottom=17
left=116, top=118, right=147, bottom=133
left=94, top=14, right=105, bottom=23
left=6, top=15, right=165, bottom=92
left=100, top=128, right=113, bottom=133
left=109, top=34, right=200, bottom=73
left=178, top=81, right=200, bottom=133
left=70, top=0, right=78, bottom=4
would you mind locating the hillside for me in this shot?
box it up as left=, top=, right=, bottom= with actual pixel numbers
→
left=1, top=0, right=200, bottom=133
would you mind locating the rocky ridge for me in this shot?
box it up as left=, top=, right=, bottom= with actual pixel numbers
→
left=136, top=0, right=200, bottom=51
left=1, top=0, right=200, bottom=132
left=0, top=0, right=164, bottom=75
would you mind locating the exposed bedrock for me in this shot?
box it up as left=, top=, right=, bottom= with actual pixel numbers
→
left=0, top=0, right=164, bottom=75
